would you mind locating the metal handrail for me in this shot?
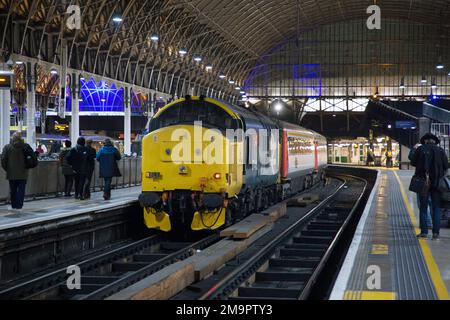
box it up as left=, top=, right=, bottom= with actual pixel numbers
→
left=0, top=157, right=142, bottom=203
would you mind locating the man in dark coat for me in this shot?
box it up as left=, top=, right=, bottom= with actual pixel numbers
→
left=410, top=133, right=449, bottom=239
left=1, top=132, right=32, bottom=210
left=67, top=137, right=93, bottom=200
left=97, top=139, right=121, bottom=200
left=83, top=139, right=97, bottom=200
left=59, top=140, right=74, bottom=197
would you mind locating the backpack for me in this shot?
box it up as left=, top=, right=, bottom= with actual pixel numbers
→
left=23, top=145, right=38, bottom=169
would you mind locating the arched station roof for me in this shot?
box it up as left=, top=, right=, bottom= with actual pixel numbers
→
left=1, top=0, right=450, bottom=97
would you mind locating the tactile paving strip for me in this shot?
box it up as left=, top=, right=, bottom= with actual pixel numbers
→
left=342, top=175, right=383, bottom=298
left=388, top=172, right=437, bottom=300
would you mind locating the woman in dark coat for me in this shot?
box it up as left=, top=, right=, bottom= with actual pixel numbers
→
left=97, top=139, right=122, bottom=200
left=59, top=140, right=74, bottom=197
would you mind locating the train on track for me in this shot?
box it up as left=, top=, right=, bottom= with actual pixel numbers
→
left=139, top=96, right=327, bottom=232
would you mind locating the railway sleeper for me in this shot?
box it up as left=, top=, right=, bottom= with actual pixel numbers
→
left=301, top=230, right=336, bottom=237
left=280, top=248, right=325, bottom=258
left=292, top=236, right=333, bottom=245
left=269, top=258, right=320, bottom=268
left=238, top=286, right=301, bottom=299
left=256, top=270, right=312, bottom=282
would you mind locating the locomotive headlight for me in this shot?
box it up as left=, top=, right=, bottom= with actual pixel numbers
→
left=213, top=173, right=222, bottom=180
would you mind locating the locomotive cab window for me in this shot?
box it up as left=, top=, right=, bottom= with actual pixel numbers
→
left=150, top=101, right=239, bottom=132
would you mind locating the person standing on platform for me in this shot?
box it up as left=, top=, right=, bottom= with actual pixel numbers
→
left=1, top=132, right=35, bottom=210
left=83, top=139, right=97, bottom=200
left=410, top=133, right=449, bottom=240
left=67, top=137, right=90, bottom=200
left=97, top=139, right=121, bottom=201
left=59, top=140, right=74, bottom=197
left=409, top=144, right=433, bottom=228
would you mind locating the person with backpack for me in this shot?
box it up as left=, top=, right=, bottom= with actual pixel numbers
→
left=1, top=132, right=37, bottom=210
left=59, top=140, right=74, bottom=197
left=67, top=137, right=92, bottom=200
left=97, top=139, right=122, bottom=200
left=410, top=133, right=449, bottom=240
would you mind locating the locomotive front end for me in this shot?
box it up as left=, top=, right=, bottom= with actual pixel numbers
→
left=139, top=97, right=243, bottom=232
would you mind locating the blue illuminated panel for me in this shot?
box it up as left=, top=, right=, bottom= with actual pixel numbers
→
left=78, top=79, right=124, bottom=112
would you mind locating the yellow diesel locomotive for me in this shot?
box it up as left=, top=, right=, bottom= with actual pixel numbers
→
left=139, top=96, right=327, bottom=232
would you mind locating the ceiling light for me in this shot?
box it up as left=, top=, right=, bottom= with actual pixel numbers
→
left=150, top=34, right=159, bottom=42
left=194, top=56, right=202, bottom=62
left=235, top=87, right=241, bottom=90
left=228, top=80, right=235, bottom=84
left=240, top=91, right=246, bottom=95
left=421, top=76, right=427, bottom=83
left=273, top=101, right=283, bottom=112
left=50, top=69, right=58, bottom=75
left=205, top=65, right=213, bottom=70
left=112, top=16, right=123, bottom=23
left=179, top=49, right=187, bottom=55
left=15, top=61, right=24, bottom=65
left=219, top=74, right=226, bottom=79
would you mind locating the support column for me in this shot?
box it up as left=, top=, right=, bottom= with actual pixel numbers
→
left=70, top=74, right=80, bottom=144
left=0, top=89, right=11, bottom=151
left=26, top=62, right=36, bottom=149
left=124, top=87, right=131, bottom=156
left=0, top=64, right=11, bottom=151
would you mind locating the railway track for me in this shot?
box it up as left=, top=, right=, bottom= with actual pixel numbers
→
left=0, top=233, right=219, bottom=300
left=195, top=174, right=368, bottom=300
left=0, top=170, right=372, bottom=301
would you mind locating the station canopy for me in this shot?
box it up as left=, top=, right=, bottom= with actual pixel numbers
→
left=1, top=0, right=450, bottom=106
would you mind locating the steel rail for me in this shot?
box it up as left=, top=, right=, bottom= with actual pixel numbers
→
left=79, top=233, right=219, bottom=300
left=298, top=174, right=368, bottom=300
left=0, top=235, right=162, bottom=300
left=199, top=176, right=350, bottom=300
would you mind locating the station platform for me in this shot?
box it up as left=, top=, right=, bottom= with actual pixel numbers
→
left=331, top=168, right=450, bottom=300
left=0, top=187, right=141, bottom=231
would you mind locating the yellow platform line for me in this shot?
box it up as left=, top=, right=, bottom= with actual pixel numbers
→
left=393, top=171, right=450, bottom=300
left=344, top=290, right=396, bottom=300
left=371, top=244, right=389, bottom=255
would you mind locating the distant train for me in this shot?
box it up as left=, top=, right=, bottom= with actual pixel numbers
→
left=139, top=96, right=327, bottom=232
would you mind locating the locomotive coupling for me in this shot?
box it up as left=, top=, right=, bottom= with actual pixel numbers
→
left=203, top=194, right=225, bottom=210
left=138, top=192, right=161, bottom=208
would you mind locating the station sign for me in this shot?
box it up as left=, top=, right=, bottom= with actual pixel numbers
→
left=395, top=120, right=416, bottom=129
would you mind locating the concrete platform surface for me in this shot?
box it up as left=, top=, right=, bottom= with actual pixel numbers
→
left=0, top=186, right=141, bottom=231
left=331, top=168, right=450, bottom=300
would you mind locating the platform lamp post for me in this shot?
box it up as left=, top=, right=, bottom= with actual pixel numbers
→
left=70, top=73, right=80, bottom=144
left=26, top=61, right=37, bottom=149
left=0, top=63, right=13, bottom=151
left=124, top=87, right=132, bottom=156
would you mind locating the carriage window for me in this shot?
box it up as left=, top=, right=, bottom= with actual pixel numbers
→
left=151, top=101, right=238, bottom=131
